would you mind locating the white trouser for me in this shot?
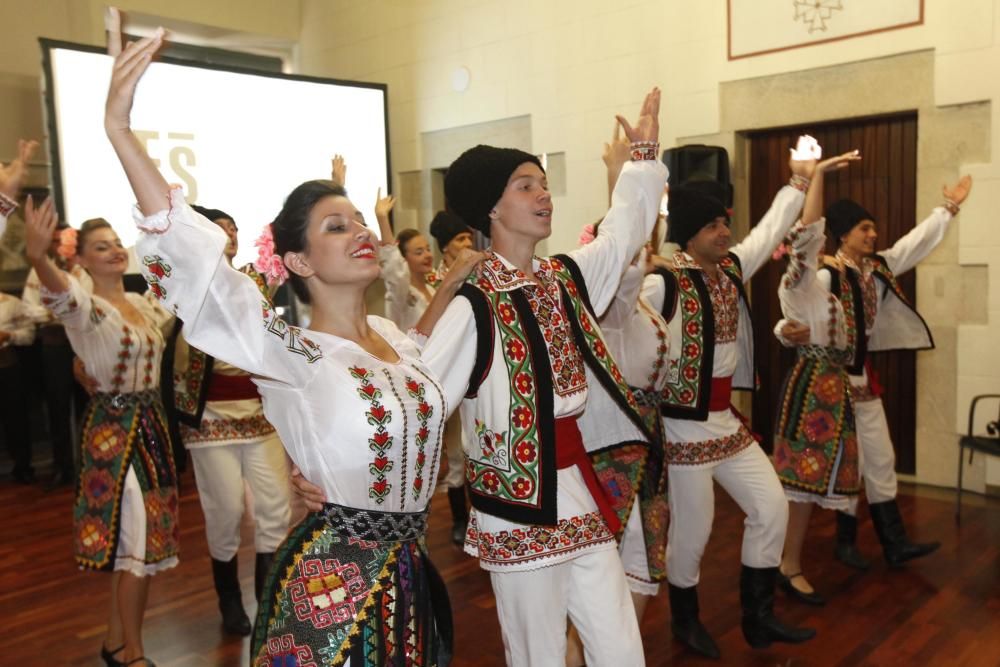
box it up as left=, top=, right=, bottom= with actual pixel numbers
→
left=442, top=413, right=465, bottom=489
left=190, top=433, right=291, bottom=561
left=843, top=397, right=899, bottom=513
left=666, top=444, right=789, bottom=588
left=489, top=547, right=644, bottom=667
left=619, top=496, right=659, bottom=596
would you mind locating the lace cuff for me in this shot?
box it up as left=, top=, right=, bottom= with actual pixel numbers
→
left=132, top=186, right=186, bottom=234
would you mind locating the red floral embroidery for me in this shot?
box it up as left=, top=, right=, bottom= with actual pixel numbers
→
left=666, top=426, right=755, bottom=465
left=469, top=512, right=614, bottom=566
left=512, top=406, right=534, bottom=429
left=405, top=376, right=433, bottom=501
left=350, top=366, right=393, bottom=504
left=515, top=441, right=537, bottom=464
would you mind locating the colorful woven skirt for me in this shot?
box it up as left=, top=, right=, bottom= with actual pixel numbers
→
left=74, top=389, right=179, bottom=572
left=252, top=503, right=453, bottom=667
left=772, top=346, right=860, bottom=498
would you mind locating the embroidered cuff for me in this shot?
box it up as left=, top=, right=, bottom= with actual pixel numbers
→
left=132, top=186, right=187, bottom=234
left=0, top=192, right=17, bottom=217
left=630, top=141, right=659, bottom=162
left=942, top=199, right=960, bottom=216
left=38, top=283, right=76, bottom=317
left=788, top=174, right=811, bottom=193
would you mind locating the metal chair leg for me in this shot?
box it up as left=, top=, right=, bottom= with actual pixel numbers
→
left=955, top=445, right=964, bottom=525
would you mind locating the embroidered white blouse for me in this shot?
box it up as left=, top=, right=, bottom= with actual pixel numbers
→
left=419, top=159, right=667, bottom=570
left=378, top=243, right=436, bottom=331
left=643, top=184, right=805, bottom=467
left=39, top=275, right=171, bottom=394
left=134, top=191, right=448, bottom=514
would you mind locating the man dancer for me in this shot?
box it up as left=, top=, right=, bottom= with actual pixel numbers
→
left=644, top=140, right=852, bottom=658
left=818, top=178, right=971, bottom=569
left=419, top=90, right=665, bottom=666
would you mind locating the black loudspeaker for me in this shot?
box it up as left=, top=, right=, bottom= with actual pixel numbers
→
left=661, top=144, right=733, bottom=208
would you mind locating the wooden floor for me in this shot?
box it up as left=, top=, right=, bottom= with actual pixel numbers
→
left=1, top=470, right=998, bottom=666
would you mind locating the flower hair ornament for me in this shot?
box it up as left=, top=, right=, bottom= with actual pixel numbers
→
left=771, top=242, right=790, bottom=262
left=56, top=227, right=78, bottom=260
left=578, top=223, right=597, bottom=246
left=253, top=223, right=289, bottom=286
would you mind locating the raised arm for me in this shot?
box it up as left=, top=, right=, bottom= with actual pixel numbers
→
left=569, top=88, right=667, bottom=314
left=0, top=138, right=39, bottom=237
left=23, top=196, right=70, bottom=296
left=880, top=175, right=972, bottom=276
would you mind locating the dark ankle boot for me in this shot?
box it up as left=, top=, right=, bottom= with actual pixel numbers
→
left=447, top=486, right=468, bottom=546
left=255, top=552, right=275, bottom=603
left=834, top=511, right=870, bottom=570
left=869, top=500, right=940, bottom=567
left=739, top=565, right=816, bottom=648
left=668, top=584, right=721, bottom=659
left=211, top=556, right=251, bottom=636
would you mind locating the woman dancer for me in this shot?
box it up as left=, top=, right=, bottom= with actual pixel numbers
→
left=25, top=201, right=178, bottom=667
left=770, top=149, right=861, bottom=605
left=103, top=13, right=477, bottom=665
left=374, top=190, right=437, bottom=331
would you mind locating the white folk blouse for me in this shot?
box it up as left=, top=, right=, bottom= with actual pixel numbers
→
left=378, top=243, right=436, bottom=332
left=134, top=190, right=448, bottom=513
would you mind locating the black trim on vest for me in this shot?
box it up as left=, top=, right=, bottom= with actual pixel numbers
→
left=654, top=268, right=717, bottom=421
left=466, top=289, right=559, bottom=526
left=159, top=319, right=208, bottom=474
left=869, top=256, right=935, bottom=351
left=552, top=254, right=594, bottom=317
left=559, top=281, right=654, bottom=444
left=824, top=265, right=869, bottom=375
left=457, top=284, right=495, bottom=398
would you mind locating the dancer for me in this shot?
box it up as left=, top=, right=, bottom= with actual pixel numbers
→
left=103, top=13, right=475, bottom=664
left=415, top=90, right=666, bottom=666
left=25, top=197, right=178, bottom=667
left=161, top=204, right=291, bottom=636
left=646, top=139, right=857, bottom=658
left=812, top=176, right=971, bottom=568
left=376, top=196, right=472, bottom=544
left=770, top=150, right=861, bottom=606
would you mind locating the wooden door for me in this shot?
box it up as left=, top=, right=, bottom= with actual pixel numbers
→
left=747, top=112, right=919, bottom=474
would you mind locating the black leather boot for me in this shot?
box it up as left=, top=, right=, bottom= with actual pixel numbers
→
left=211, top=556, right=251, bottom=636
left=255, top=552, right=275, bottom=602
left=668, top=584, right=721, bottom=659
left=739, top=565, right=816, bottom=648
left=447, top=486, right=468, bottom=546
left=869, top=500, right=940, bottom=567
left=834, top=511, right=870, bottom=570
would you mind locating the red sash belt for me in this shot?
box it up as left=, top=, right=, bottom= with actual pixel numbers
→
left=863, top=358, right=884, bottom=397
left=206, top=373, right=260, bottom=402
left=553, top=417, right=621, bottom=534
left=708, top=376, right=733, bottom=412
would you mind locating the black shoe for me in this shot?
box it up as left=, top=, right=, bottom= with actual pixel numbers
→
left=668, top=584, right=721, bottom=659
left=100, top=642, right=125, bottom=667
left=869, top=500, right=941, bottom=567
left=740, top=565, right=816, bottom=648
left=777, top=571, right=826, bottom=606
left=255, top=551, right=275, bottom=603
left=834, top=511, right=871, bottom=570
left=44, top=469, right=74, bottom=491
left=447, top=486, right=469, bottom=546
left=211, top=557, right=251, bottom=636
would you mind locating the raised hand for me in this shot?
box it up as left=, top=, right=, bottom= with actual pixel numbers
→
left=104, top=7, right=164, bottom=135
left=816, top=149, right=861, bottom=175
left=374, top=187, right=396, bottom=221
left=331, top=154, right=347, bottom=187
left=0, top=139, right=40, bottom=199
left=602, top=121, right=631, bottom=200
left=789, top=135, right=823, bottom=179
left=943, top=175, right=972, bottom=206
left=23, top=195, right=59, bottom=263
left=616, top=87, right=661, bottom=144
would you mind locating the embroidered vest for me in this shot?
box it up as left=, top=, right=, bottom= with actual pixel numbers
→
left=456, top=254, right=652, bottom=526
left=654, top=253, right=751, bottom=421
left=822, top=254, right=933, bottom=375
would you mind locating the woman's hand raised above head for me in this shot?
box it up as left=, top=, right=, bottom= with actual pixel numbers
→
left=24, top=195, right=58, bottom=264
left=0, top=139, right=39, bottom=199
left=104, top=7, right=164, bottom=136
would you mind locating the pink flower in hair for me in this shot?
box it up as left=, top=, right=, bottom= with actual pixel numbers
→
left=56, top=227, right=78, bottom=260
left=771, top=243, right=790, bottom=262
left=578, top=223, right=596, bottom=247
left=254, top=223, right=289, bottom=286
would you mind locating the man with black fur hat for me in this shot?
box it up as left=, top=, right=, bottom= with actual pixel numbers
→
left=418, top=88, right=665, bottom=666
left=428, top=209, right=475, bottom=287
left=642, top=137, right=852, bottom=658
left=784, top=176, right=971, bottom=571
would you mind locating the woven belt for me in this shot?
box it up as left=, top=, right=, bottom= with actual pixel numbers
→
left=320, top=502, right=428, bottom=542
left=629, top=386, right=661, bottom=409
left=93, top=388, right=162, bottom=411
left=797, top=345, right=852, bottom=365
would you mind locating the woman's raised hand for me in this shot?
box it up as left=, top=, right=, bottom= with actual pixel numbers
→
left=104, top=7, right=164, bottom=135
left=0, top=139, right=40, bottom=199
left=816, top=149, right=861, bottom=175
left=23, top=196, right=58, bottom=263
left=615, top=87, right=661, bottom=145
left=330, top=154, right=347, bottom=187
left=943, top=175, right=973, bottom=206
left=374, top=187, right=396, bottom=221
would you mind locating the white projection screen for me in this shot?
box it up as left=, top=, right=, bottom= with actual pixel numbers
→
left=41, top=40, right=389, bottom=267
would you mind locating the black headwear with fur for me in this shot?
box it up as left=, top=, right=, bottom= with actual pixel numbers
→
left=825, top=199, right=875, bottom=242
left=428, top=210, right=469, bottom=252
left=666, top=183, right=729, bottom=249
left=444, top=145, right=543, bottom=238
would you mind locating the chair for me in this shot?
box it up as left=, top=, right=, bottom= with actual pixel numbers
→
left=956, top=394, right=1000, bottom=523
